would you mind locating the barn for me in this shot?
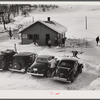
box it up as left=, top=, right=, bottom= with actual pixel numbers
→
left=19, top=17, right=67, bottom=46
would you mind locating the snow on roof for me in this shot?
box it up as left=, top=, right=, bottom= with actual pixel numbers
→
left=19, top=20, right=67, bottom=34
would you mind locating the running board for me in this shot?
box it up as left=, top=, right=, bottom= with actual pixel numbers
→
left=9, top=68, right=25, bottom=73
left=27, top=72, right=43, bottom=76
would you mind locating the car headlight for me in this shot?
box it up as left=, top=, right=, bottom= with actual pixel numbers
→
left=21, top=69, right=25, bottom=72
left=33, top=68, right=38, bottom=71
left=14, top=64, right=17, bottom=68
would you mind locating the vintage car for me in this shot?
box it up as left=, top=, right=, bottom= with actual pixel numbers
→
left=53, top=58, right=83, bottom=83
left=27, top=55, right=55, bottom=77
left=9, top=52, right=37, bottom=73
left=0, top=49, right=16, bottom=70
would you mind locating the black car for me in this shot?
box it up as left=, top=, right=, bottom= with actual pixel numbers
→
left=0, top=49, right=16, bottom=70
left=9, top=52, right=37, bottom=73
left=53, top=58, right=83, bottom=83
left=27, top=55, right=55, bottom=77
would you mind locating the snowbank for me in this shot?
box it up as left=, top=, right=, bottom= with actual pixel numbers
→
left=0, top=4, right=100, bottom=90
left=0, top=39, right=99, bottom=90
left=89, top=78, right=100, bottom=90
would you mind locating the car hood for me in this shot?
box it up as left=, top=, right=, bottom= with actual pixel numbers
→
left=56, top=66, right=72, bottom=78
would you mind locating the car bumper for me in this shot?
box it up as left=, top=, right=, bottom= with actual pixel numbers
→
left=27, top=72, right=43, bottom=76
left=9, top=68, right=25, bottom=73
left=53, top=77, right=71, bottom=83
left=0, top=69, right=3, bottom=71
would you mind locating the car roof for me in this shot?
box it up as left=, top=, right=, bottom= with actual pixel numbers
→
left=60, top=57, right=78, bottom=62
left=14, top=52, right=36, bottom=57
left=37, top=55, right=54, bottom=59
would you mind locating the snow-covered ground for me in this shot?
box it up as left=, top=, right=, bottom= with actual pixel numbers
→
left=0, top=38, right=99, bottom=90
left=0, top=4, right=100, bottom=90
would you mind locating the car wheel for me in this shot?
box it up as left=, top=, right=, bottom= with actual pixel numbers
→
left=78, top=65, right=83, bottom=73
left=46, top=70, right=52, bottom=77
left=69, top=72, right=75, bottom=83
left=80, top=66, right=82, bottom=73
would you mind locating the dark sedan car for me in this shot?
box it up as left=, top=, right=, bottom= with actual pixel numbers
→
left=9, top=52, right=37, bottom=73
left=27, top=55, right=55, bottom=77
left=53, top=58, right=83, bottom=83
left=0, top=49, right=16, bottom=70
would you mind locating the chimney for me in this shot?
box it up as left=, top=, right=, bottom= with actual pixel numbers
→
left=47, top=17, right=50, bottom=21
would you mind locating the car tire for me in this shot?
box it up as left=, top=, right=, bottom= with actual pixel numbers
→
left=69, top=72, right=75, bottom=83
left=80, top=66, right=82, bottom=73
left=79, top=65, right=83, bottom=73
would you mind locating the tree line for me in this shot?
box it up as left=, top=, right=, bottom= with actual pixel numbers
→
left=0, top=4, right=59, bottom=30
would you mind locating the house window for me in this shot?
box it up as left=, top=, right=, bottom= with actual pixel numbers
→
left=33, top=34, right=39, bottom=40
left=27, top=34, right=33, bottom=40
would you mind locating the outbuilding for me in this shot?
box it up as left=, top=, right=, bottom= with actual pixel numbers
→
left=19, top=17, right=67, bottom=46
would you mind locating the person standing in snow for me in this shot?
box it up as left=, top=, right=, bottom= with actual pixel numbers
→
left=9, top=28, right=12, bottom=39
left=72, top=50, right=79, bottom=59
left=48, top=57, right=57, bottom=76
left=54, top=37, right=58, bottom=46
left=58, top=38, right=62, bottom=47
left=96, top=36, right=99, bottom=46
left=48, top=39, right=51, bottom=48
left=62, top=37, right=66, bottom=47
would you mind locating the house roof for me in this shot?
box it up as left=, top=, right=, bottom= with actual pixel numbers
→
left=19, top=20, right=67, bottom=34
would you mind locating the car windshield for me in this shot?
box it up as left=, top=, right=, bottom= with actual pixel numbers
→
left=58, top=60, right=75, bottom=68
left=36, top=57, right=48, bottom=63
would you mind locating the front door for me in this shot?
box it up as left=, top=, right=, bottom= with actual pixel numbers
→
left=45, top=34, right=50, bottom=45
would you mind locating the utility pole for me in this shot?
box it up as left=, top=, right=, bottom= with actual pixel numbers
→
left=14, top=44, right=17, bottom=52
left=85, top=16, right=87, bottom=30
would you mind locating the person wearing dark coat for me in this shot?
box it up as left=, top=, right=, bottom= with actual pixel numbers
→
left=72, top=51, right=79, bottom=59
left=96, top=36, right=99, bottom=46
left=54, top=37, right=58, bottom=46
left=9, top=29, right=12, bottom=39
left=62, top=37, right=66, bottom=47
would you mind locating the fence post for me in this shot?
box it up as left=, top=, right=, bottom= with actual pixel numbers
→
left=14, top=44, right=17, bottom=52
